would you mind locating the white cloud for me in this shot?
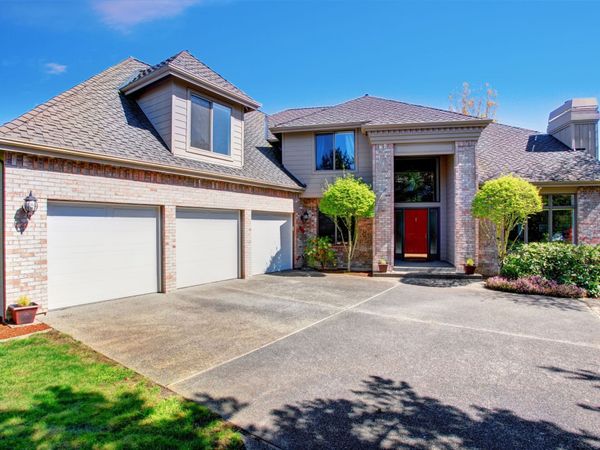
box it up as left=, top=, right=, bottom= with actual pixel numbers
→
left=93, top=0, right=202, bottom=30
left=44, top=62, right=67, bottom=75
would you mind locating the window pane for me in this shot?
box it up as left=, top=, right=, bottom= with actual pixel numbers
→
left=334, top=132, right=355, bottom=170
left=190, top=95, right=210, bottom=150
left=395, top=209, right=404, bottom=256
left=528, top=210, right=549, bottom=242
left=428, top=208, right=438, bottom=256
left=316, top=134, right=334, bottom=170
left=541, top=195, right=549, bottom=207
left=552, top=194, right=574, bottom=207
left=212, top=102, right=231, bottom=155
left=552, top=210, right=574, bottom=242
left=394, top=158, right=437, bottom=203
left=318, top=211, right=335, bottom=241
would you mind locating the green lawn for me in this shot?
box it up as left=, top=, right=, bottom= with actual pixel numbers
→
left=0, top=331, right=244, bottom=449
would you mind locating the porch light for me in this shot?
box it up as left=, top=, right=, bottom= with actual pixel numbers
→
left=301, top=210, right=310, bottom=223
left=22, top=191, right=38, bottom=218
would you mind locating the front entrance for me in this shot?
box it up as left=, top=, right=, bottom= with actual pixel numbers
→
left=395, top=208, right=439, bottom=261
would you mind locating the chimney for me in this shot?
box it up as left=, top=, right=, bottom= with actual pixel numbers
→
left=548, top=98, right=599, bottom=159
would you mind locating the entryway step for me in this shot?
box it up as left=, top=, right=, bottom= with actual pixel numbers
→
left=373, top=270, right=483, bottom=280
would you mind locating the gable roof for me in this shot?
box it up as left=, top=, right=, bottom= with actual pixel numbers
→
left=269, top=106, right=332, bottom=128
left=476, top=122, right=600, bottom=183
left=270, top=95, right=488, bottom=131
left=0, top=58, right=302, bottom=190
left=120, top=50, right=260, bottom=109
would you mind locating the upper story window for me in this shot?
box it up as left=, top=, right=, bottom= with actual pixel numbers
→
left=315, top=131, right=355, bottom=171
left=394, top=157, right=439, bottom=203
left=190, top=94, right=231, bottom=155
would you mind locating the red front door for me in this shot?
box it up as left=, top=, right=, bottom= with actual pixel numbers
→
left=404, top=209, right=428, bottom=259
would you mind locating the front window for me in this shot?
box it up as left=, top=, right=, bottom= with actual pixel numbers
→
left=190, top=94, right=231, bottom=155
left=514, top=194, right=575, bottom=243
left=318, top=211, right=354, bottom=244
left=315, top=131, right=355, bottom=171
left=394, top=158, right=439, bottom=203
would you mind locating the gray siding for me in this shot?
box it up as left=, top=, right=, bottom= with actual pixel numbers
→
left=282, top=130, right=372, bottom=197
left=137, top=81, right=173, bottom=149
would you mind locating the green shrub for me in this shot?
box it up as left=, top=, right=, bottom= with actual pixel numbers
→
left=304, top=236, right=337, bottom=270
left=501, top=243, right=600, bottom=297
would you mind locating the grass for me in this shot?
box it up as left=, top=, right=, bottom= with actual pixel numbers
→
left=0, top=331, right=244, bottom=449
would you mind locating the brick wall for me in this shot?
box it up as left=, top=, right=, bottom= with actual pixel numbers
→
left=477, top=220, right=500, bottom=276
left=577, top=186, right=600, bottom=244
left=372, top=144, right=394, bottom=271
left=295, top=198, right=373, bottom=270
left=453, top=141, right=478, bottom=267
left=3, top=152, right=298, bottom=313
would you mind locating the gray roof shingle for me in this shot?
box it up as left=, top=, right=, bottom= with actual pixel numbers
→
left=476, top=122, right=600, bottom=183
left=269, top=106, right=332, bottom=128
left=0, top=58, right=302, bottom=190
left=270, top=95, right=483, bottom=130
left=123, top=50, right=259, bottom=107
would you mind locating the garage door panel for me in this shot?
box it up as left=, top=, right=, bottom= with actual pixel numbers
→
left=251, top=212, right=292, bottom=275
left=176, top=208, right=239, bottom=288
left=47, top=203, right=159, bottom=309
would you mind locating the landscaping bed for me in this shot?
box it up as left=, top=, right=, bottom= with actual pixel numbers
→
left=0, top=331, right=243, bottom=449
left=0, top=322, right=50, bottom=341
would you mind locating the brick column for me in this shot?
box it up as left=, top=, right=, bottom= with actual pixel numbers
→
left=162, top=205, right=177, bottom=293
left=241, top=209, right=252, bottom=278
left=372, top=143, right=394, bottom=271
left=577, top=187, right=600, bottom=244
left=294, top=198, right=318, bottom=268
left=454, top=140, right=478, bottom=267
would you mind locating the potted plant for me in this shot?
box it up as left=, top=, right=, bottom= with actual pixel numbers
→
left=378, top=258, right=389, bottom=273
left=464, top=258, right=476, bottom=275
left=7, top=295, right=39, bottom=325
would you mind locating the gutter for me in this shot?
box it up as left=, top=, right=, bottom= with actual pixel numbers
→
left=0, top=138, right=305, bottom=193
left=270, top=122, right=368, bottom=133
left=361, top=119, right=492, bottom=132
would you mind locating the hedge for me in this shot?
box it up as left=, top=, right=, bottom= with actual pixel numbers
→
left=501, top=242, right=600, bottom=297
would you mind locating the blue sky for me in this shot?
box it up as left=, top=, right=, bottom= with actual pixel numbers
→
left=1, top=0, right=599, bottom=132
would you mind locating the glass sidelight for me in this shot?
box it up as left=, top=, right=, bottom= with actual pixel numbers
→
left=395, top=207, right=439, bottom=261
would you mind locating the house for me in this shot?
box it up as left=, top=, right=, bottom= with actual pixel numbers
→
left=0, top=50, right=599, bottom=315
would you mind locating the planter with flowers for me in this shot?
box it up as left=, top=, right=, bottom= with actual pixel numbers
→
left=464, top=258, right=477, bottom=275
left=7, top=295, right=39, bottom=325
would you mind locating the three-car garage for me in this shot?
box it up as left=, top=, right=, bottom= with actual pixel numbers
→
left=46, top=202, right=293, bottom=310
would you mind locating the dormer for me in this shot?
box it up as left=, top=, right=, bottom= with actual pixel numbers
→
left=121, top=51, right=260, bottom=168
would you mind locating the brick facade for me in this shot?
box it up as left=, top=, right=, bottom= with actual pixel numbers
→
left=371, top=143, right=394, bottom=271
left=577, top=187, right=600, bottom=244
left=3, top=152, right=298, bottom=313
left=453, top=141, right=478, bottom=267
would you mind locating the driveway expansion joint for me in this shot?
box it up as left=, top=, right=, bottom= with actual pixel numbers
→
left=166, top=282, right=402, bottom=387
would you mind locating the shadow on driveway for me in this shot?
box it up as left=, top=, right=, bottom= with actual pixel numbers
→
left=199, top=376, right=600, bottom=449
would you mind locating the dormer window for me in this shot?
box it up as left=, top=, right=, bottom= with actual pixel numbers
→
left=190, top=93, right=231, bottom=155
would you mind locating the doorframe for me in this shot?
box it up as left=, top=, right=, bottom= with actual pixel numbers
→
left=394, top=206, right=440, bottom=262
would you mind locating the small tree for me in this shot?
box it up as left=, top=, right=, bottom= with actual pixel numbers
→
left=472, top=175, right=542, bottom=266
left=319, top=175, right=375, bottom=271
left=449, top=82, right=498, bottom=119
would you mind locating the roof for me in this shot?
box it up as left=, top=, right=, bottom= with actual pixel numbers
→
left=476, top=122, right=600, bottom=183
left=0, top=58, right=302, bottom=190
left=121, top=50, right=260, bottom=109
left=269, top=106, right=331, bottom=128
left=270, top=95, right=486, bottom=130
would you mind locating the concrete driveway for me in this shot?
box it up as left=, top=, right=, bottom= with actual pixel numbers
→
left=47, top=272, right=600, bottom=449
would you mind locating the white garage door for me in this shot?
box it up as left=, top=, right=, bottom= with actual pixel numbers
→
left=47, top=203, right=159, bottom=310
left=251, top=212, right=293, bottom=275
left=176, top=208, right=239, bottom=288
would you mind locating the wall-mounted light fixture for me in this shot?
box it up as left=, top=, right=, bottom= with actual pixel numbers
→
left=300, top=210, right=310, bottom=223
left=22, top=191, right=38, bottom=218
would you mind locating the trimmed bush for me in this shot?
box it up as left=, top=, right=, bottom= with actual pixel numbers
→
left=501, top=243, right=600, bottom=297
left=486, top=276, right=587, bottom=298
left=304, top=236, right=337, bottom=270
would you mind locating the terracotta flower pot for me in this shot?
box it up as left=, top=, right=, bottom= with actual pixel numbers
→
left=464, top=265, right=476, bottom=275
left=8, top=303, right=39, bottom=325
left=378, top=264, right=388, bottom=273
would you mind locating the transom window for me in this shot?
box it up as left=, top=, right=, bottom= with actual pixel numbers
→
left=315, top=131, right=355, bottom=171
left=394, top=158, right=439, bottom=203
left=512, top=194, right=576, bottom=243
left=190, top=94, right=231, bottom=155
left=318, top=211, right=354, bottom=244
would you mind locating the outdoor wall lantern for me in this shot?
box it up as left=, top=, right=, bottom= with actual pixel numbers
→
left=300, top=210, right=310, bottom=223
left=22, top=191, right=38, bottom=218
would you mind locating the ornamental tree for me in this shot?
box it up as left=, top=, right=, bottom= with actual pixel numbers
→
left=319, top=175, right=375, bottom=272
left=472, top=174, right=542, bottom=266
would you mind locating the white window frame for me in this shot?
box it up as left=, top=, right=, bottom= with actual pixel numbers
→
left=188, top=92, right=232, bottom=157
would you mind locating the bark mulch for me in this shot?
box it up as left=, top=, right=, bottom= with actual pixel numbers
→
left=0, top=322, right=51, bottom=341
